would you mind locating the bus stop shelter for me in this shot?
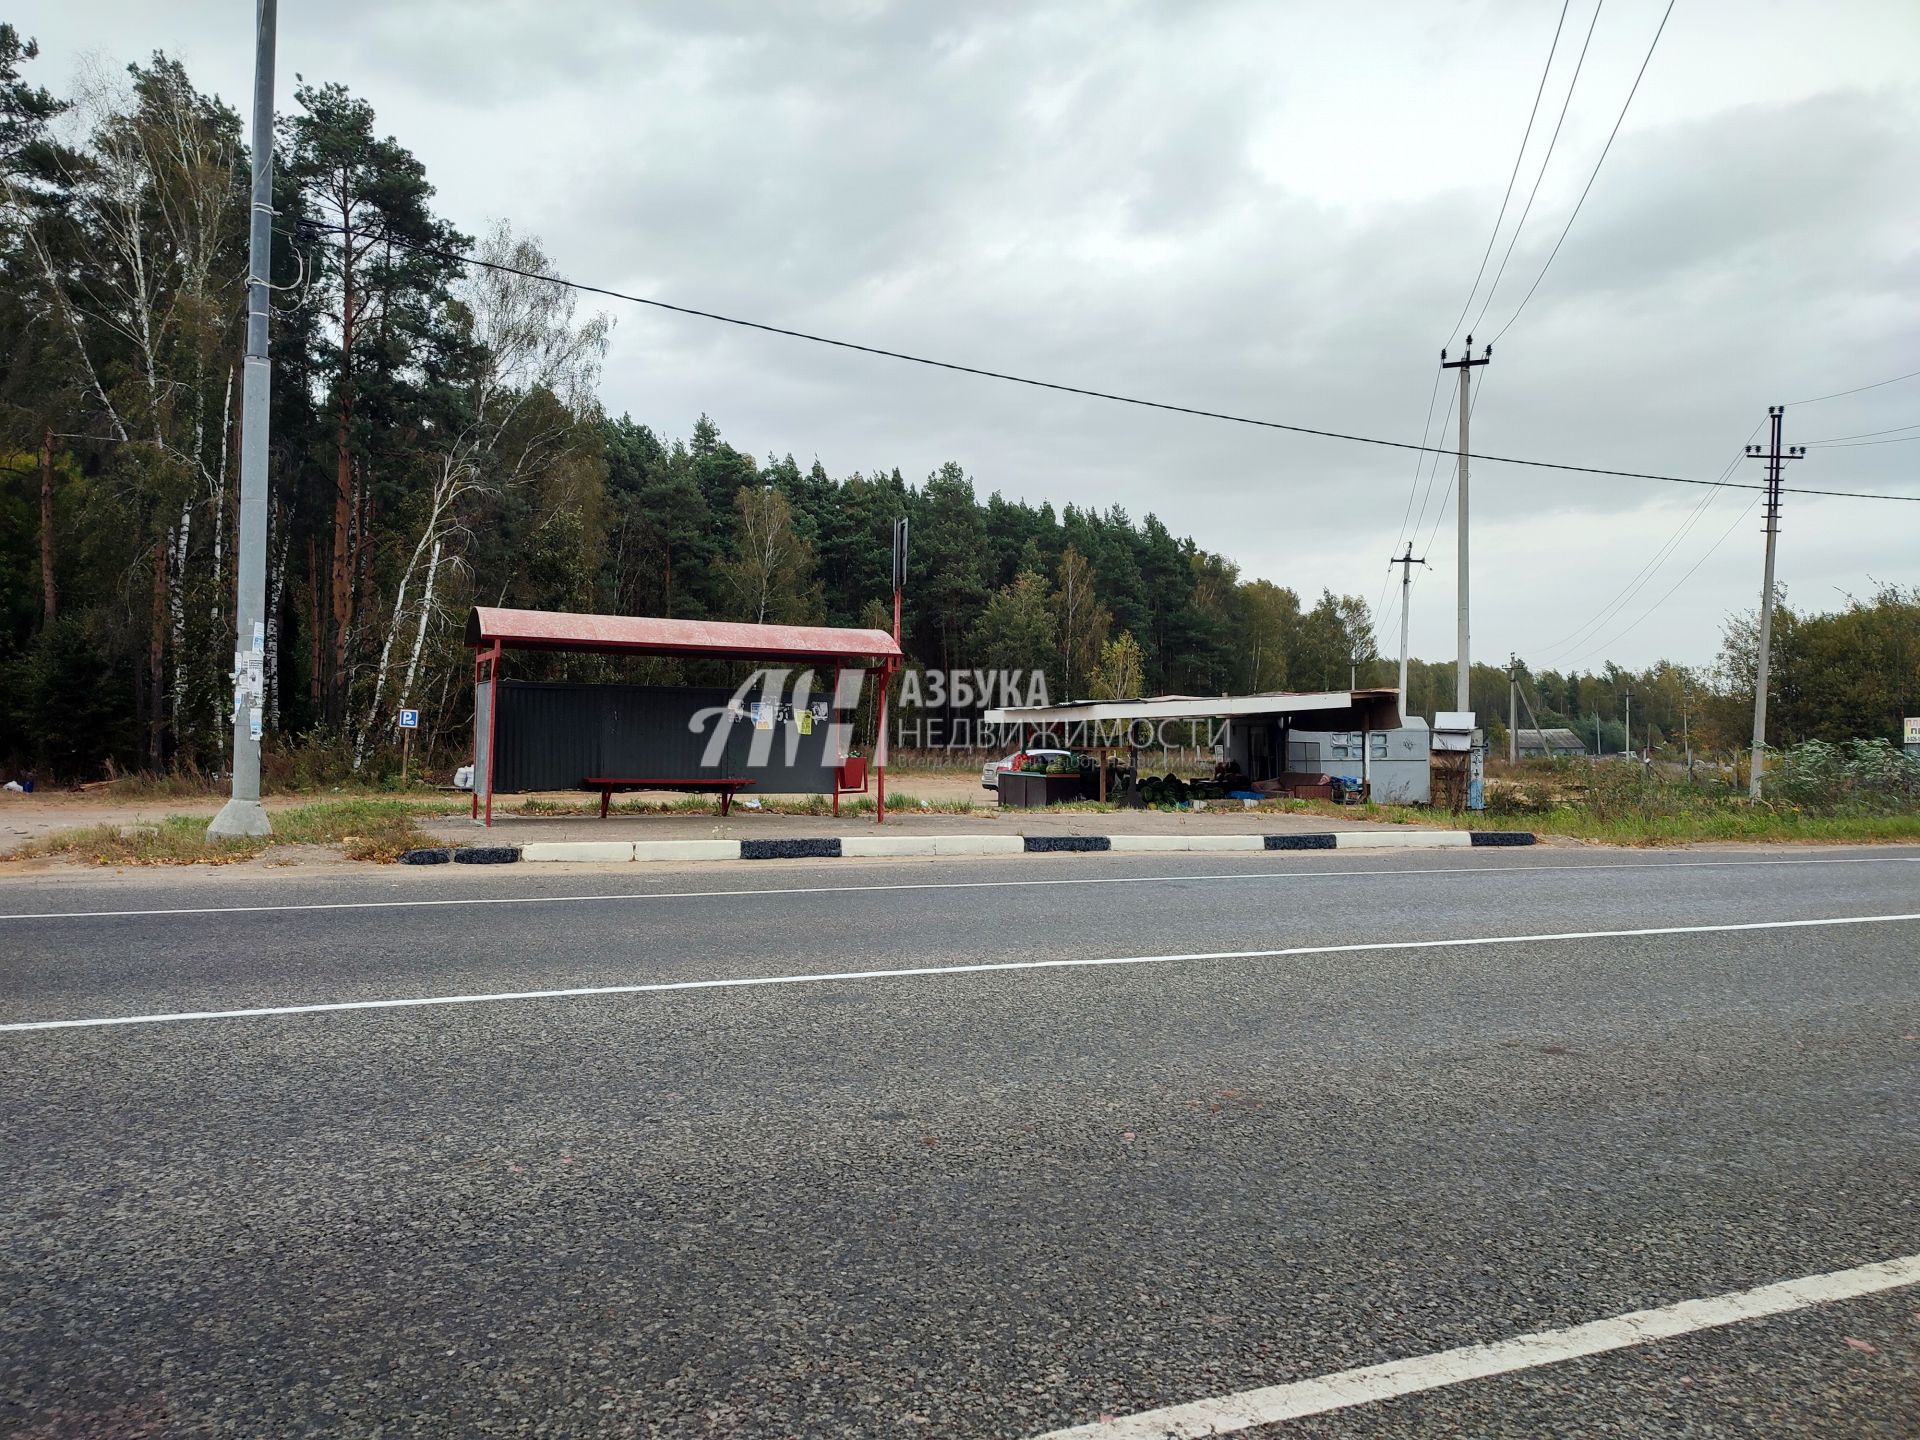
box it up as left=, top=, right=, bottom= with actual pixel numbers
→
left=465, top=607, right=903, bottom=826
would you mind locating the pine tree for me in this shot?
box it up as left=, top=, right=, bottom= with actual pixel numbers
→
left=970, top=571, right=1056, bottom=678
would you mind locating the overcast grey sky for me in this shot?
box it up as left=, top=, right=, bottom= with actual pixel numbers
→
left=16, top=0, right=1918, bottom=669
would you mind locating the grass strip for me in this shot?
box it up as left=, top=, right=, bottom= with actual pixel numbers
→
left=11, top=799, right=438, bottom=865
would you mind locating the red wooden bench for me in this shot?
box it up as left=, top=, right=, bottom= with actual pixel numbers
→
left=581, top=777, right=757, bottom=818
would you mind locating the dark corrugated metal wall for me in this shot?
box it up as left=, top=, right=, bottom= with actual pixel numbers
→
left=491, top=680, right=841, bottom=794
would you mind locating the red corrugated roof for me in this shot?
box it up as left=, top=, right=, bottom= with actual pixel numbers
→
left=465, top=607, right=901, bottom=663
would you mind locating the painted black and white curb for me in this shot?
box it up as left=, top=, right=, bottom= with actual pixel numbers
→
left=401, top=830, right=1535, bottom=864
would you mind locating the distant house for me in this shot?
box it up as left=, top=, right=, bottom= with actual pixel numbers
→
left=1515, top=727, right=1588, bottom=758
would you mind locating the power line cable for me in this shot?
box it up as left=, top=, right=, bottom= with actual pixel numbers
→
left=1377, top=366, right=1446, bottom=624
left=1807, top=434, right=1920, bottom=449
left=292, top=217, right=1917, bottom=504
left=1535, top=490, right=1720, bottom=662
left=1383, top=0, right=1577, bottom=627
left=1468, top=0, right=1603, bottom=337
left=1488, top=0, right=1673, bottom=345
left=1568, top=493, right=1760, bottom=666
left=1800, top=421, right=1920, bottom=443
left=1532, top=422, right=1759, bottom=660
left=1787, top=367, right=1920, bottom=406
left=1404, top=368, right=1487, bottom=621
left=1406, top=379, right=1462, bottom=559
left=1441, top=0, right=1571, bottom=349
left=1381, top=5, right=1569, bottom=628
left=1411, top=369, right=1497, bottom=583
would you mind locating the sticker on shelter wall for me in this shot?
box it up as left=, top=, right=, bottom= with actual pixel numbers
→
left=798, top=710, right=813, bottom=736
left=752, top=703, right=772, bottom=731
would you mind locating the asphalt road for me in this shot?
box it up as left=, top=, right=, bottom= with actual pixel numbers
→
left=3, top=845, right=1917, bottom=1437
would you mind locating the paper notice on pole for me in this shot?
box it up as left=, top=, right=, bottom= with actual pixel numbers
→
left=251, top=620, right=266, bottom=654
left=248, top=706, right=263, bottom=741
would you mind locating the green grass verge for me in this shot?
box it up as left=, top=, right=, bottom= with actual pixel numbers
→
left=11, top=799, right=438, bottom=865
left=1274, top=797, right=1920, bottom=845
left=1488, top=807, right=1920, bottom=845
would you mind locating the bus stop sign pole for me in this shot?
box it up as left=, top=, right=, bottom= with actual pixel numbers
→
left=879, top=517, right=907, bottom=826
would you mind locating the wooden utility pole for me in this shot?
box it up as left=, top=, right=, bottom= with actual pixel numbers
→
left=1441, top=338, right=1491, bottom=713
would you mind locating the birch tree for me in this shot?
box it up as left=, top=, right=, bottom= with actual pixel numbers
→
left=24, top=57, right=245, bottom=762
left=1050, top=544, right=1110, bottom=700
left=352, top=222, right=607, bottom=765
left=721, top=484, right=821, bottom=626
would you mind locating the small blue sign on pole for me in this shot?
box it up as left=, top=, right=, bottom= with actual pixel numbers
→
left=398, top=708, right=419, bottom=730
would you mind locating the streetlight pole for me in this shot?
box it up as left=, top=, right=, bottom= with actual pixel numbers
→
left=209, top=0, right=276, bottom=838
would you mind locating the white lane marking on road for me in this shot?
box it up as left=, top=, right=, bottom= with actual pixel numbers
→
left=1028, top=1253, right=1920, bottom=1438
left=3, top=912, right=1914, bottom=1034
left=0, top=852, right=1914, bottom=923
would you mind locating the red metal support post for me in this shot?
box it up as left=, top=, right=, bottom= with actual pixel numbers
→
left=875, top=660, right=893, bottom=825
left=483, top=639, right=502, bottom=828
left=471, top=648, right=482, bottom=822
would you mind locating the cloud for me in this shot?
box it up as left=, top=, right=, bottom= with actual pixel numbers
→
left=15, top=0, right=1920, bottom=667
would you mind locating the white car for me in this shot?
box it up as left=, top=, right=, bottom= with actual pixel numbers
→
left=981, top=748, right=1073, bottom=791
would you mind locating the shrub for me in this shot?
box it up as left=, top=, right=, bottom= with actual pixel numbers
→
left=1766, top=738, right=1920, bottom=815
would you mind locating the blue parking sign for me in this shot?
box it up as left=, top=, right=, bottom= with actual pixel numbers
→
left=398, top=708, right=419, bottom=730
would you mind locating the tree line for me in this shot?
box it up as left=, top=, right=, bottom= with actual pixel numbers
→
left=1396, top=583, right=1918, bottom=761
left=0, top=31, right=1910, bottom=781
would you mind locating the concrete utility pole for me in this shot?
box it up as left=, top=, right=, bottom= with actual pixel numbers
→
left=210, top=0, right=276, bottom=838
left=1682, top=674, right=1693, bottom=780
left=1744, top=406, right=1804, bottom=801
left=1508, top=655, right=1519, bottom=763
left=1516, top=672, right=1547, bottom=754
left=1623, top=689, right=1631, bottom=759
left=1389, top=544, right=1426, bottom=711
left=1441, top=338, right=1491, bottom=713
